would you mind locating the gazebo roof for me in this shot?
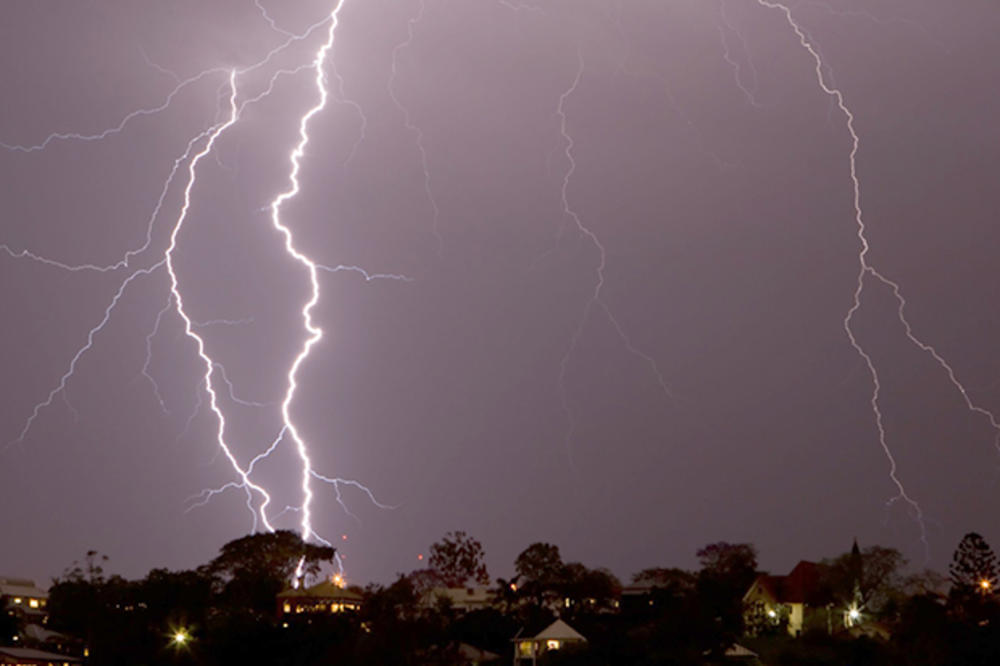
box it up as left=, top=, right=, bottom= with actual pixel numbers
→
left=533, top=619, right=587, bottom=642
left=277, top=580, right=363, bottom=601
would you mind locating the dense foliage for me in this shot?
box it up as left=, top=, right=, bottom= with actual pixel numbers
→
left=24, top=531, right=1000, bottom=665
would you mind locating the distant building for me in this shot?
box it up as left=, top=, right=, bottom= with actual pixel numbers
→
left=722, top=643, right=760, bottom=663
left=743, top=561, right=832, bottom=636
left=20, top=624, right=82, bottom=658
left=277, top=579, right=363, bottom=617
left=0, top=646, right=81, bottom=665
left=420, top=587, right=494, bottom=613
left=453, top=642, right=500, bottom=665
left=513, top=619, right=587, bottom=665
left=0, top=578, right=48, bottom=623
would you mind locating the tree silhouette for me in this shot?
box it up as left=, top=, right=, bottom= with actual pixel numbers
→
left=696, top=542, right=757, bottom=591
left=208, top=530, right=335, bottom=583
left=514, top=542, right=564, bottom=586
left=428, top=531, right=489, bottom=587
left=822, top=544, right=906, bottom=614
left=949, top=532, right=998, bottom=619
left=207, top=530, right=335, bottom=616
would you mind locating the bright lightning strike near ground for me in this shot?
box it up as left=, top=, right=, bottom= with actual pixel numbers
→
left=1, top=3, right=400, bottom=578
left=754, top=0, right=1000, bottom=557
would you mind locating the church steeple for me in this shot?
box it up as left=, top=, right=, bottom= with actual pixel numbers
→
left=849, top=538, right=863, bottom=609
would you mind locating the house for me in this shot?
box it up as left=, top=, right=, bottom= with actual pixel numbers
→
left=420, top=587, right=494, bottom=613
left=20, top=624, right=82, bottom=658
left=722, top=643, right=760, bottom=663
left=454, top=642, right=500, bottom=664
left=0, top=646, right=81, bottom=665
left=743, top=561, right=832, bottom=636
left=277, top=578, right=363, bottom=617
left=0, top=579, right=48, bottom=622
left=513, top=619, right=587, bottom=665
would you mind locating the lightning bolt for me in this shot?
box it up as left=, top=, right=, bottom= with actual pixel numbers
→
left=253, top=0, right=295, bottom=39
left=754, top=1, right=1000, bottom=556
left=257, top=6, right=345, bottom=570
left=163, top=69, right=277, bottom=532
left=497, top=0, right=546, bottom=16
left=311, top=471, right=400, bottom=524
left=141, top=297, right=174, bottom=415
left=609, top=5, right=732, bottom=172
left=716, top=0, right=763, bottom=108
left=328, top=57, right=369, bottom=168
left=193, top=316, right=256, bottom=328
left=178, top=4, right=402, bottom=564
left=795, top=0, right=948, bottom=51
left=5, top=60, right=327, bottom=443
left=388, top=0, right=444, bottom=256
left=0, top=14, right=332, bottom=155
left=186, top=426, right=288, bottom=533
left=4, top=4, right=402, bottom=575
left=1, top=126, right=217, bottom=273
left=552, top=49, right=673, bottom=469
left=4, top=261, right=165, bottom=449
left=214, top=363, right=276, bottom=409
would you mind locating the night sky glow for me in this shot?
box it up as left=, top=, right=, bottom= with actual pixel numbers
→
left=2, top=0, right=999, bottom=585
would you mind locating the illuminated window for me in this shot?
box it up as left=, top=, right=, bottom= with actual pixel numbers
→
left=283, top=603, right=291, bottom=613
left=12, top=597, right=22, bottom=604
left=29, top=599, right=39, bottom=608
left=547, top=640, right=561, bottom=650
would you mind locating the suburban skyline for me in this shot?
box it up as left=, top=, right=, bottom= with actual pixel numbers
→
left=2, top=0, right=998, bottom=587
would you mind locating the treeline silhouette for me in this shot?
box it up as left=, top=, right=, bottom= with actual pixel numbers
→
left=5, top=530, right=1000, bottom=665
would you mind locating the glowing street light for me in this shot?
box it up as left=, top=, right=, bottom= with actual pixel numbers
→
left=979, top=578, right=992, bottom=592
left=171, top=629, right=190, bottom=647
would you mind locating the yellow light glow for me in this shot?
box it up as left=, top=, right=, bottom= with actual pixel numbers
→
left=29, top=599, right=39, bottom=609
left=980, top=579, right=992, bottom=590
left=332, top=573, right=346, bottom=589
left=510, top=582, right=517, bottom=592
left=172, top=630, right=189, bottom=646
left=547, top=640, right=561, bottom=650
left=767, top=609, right=777, bottom=619
left=848, top=608, right=861, bottom=622
left=12, top=598, right=21, bottom=604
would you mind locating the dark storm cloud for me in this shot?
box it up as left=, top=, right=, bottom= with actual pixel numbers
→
left=2, top=0, right=999, bottom=586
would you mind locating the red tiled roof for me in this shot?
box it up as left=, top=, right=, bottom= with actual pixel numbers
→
left=747, top=561, right=830, bottom=605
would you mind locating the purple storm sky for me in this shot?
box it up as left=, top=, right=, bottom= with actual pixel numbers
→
left=2, top=0, right=999, bottom=587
